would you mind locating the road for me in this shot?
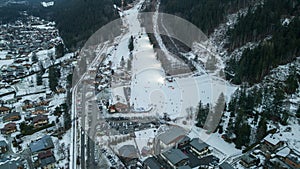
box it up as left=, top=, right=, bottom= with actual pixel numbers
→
left=70, top=43, right=109, bottom=169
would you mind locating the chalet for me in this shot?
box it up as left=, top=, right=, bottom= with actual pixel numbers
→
left=118, top=144, right=138, bottom=160
left=33, top=115, right=48, bottom=128
left=3, top=112, right=21, bottom=122
left=0, top=140, right=8, bottom=154
left=263, top=134, right=284, bottom=152
left=38, top=150, right=56, bottom=169
left=29, top=135, right=54, bottom=154
left=240, top=154, right=258, bottom=168
left=189, top=138, right=210, bottom=157
left=32, top=106, right=47, bottom=115
left=1, top=122, right=17, bottom=134
left=0, top=106, right=10, bottom=115
left=114, top=102, right=128, bottom=113
left=156, top=126, right=187, bottom=151
left=143, top=157, right=163, bottom=169
left=285, top=152, right=300, bottom=169
left=161, top=148, right=189, bottom=168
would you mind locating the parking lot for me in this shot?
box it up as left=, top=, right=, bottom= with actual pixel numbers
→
left=105, top=117, right=158, bottom=135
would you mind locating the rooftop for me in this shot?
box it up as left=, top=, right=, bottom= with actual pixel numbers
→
left=189, top=138, right=209, bottom=152
left=144, top=157, right=162, bottom=169
left=118, top=145, right=138, bottom=159
left=29, top=135, right=54, bottom=153
left=161, top=148, right=188, bottom=165
left=157, top=126, right=187, bottom=145
left=40, top=156, right=56, bottom=167
left=264, top=134, right=282, bottom=146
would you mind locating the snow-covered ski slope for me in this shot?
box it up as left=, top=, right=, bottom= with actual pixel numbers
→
left=108, top=0, right=237, bottom=120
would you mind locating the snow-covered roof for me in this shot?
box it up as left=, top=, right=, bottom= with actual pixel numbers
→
left=161, top=148, right=188, bottom=165
left=264, top=134, right=282, bottom=146
left=157, top=126, right=187, bottom=145
left=29, top=135, right=54, bottom=153
left=276, top=147, right=290, bottom=158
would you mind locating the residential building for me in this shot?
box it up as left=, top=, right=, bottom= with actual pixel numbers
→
left=32, top=115, right=48, bottom=128
left=156, top=126, right=187, bottom=152
left=161, top=148, right=189, bottom=168
left=0, top=140, right=8, bottom=154
left=1, top=122, right=17, bottom=134
left=38, top=150, right=56, bottom=169
left=32, top=106, right=47, bottom=115
left=240, top=154, right=257, bottom=168
left=29, top=135, right=54, bottom=154
left=0, top=106, right=10, bottom=115
left=263, top=134, right=284, bottom=152
left=2, top=112, right=21, bottom=122
left=143, top=156, right=163, bottom=169
left=189, top=138, right=210, bottom=157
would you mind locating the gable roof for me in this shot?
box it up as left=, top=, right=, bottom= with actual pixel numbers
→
left=118, top=145, right=138, bottom=159
left=33, top=115, right=48, bottom=123
left=3, top=112, right=20, bottom=121
left=161, top=148, right=188, bottom=165
left=264, top=134, right=282, bottom=146
left=0, top=106, right=10, bottom=112
left=38, top=150, right=53, bottom=159
left=157, top=126, right=187, bottom=145
left=29, top=135, right=54, bottom=153
left=190, top=138, right=209, bottom=152
left=144, top=157, right=162, bottom=169
left=40, top=156, right=56, bottom=167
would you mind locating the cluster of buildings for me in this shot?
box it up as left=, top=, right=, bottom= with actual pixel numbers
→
left=0, top=15, right=70, bottom=169
left=29, top=135, right=56, bottom=169
left=109, top=125, right=231, bottom=169
left=237, top=133, right=300, bottom=169
left=142, top=136, right=221, bottom=169
left=0, top=15, right=63, bottom=84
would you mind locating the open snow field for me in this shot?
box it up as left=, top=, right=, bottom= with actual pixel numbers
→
left=105, top=0, right=242, bottom=162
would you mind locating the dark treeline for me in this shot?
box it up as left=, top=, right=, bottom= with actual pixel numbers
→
left=226, top=0, right=300, bottom=84
left=227, top=0, right=299, bottom=50
left=0, top=0, right=129, bottom=50
left=160, top=0, right=253, bottom=35
left=48, top=0, right=120, bottom=50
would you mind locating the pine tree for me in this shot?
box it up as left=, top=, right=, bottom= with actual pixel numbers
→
left=128, top=36, right=134, bottom=51
left=256, top=117, right=267, bottom=141
left=235, top=122, right=251, bottom=149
